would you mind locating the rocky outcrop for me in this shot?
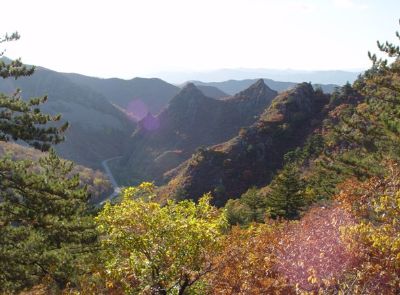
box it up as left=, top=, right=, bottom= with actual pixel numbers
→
left=117, top=80, right=278, bottom=184
left=160, top=83, right=330, bottom=206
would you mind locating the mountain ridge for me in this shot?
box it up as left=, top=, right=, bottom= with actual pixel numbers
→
left=154, top=68, right=361, bottom=85
left=116, top=80, right=278, bottom=185
left=160, top=83, right=330, bottom=206
left=0, top=66, right=136, bottom=168
left=192, top=78, right=338, bottom=95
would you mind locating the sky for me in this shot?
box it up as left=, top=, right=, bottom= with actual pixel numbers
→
left=1, top=0, right=399, bottom=79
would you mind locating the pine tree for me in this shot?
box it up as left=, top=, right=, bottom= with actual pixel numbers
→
left=0, top=33, right=96, bottom=292
left=318, top=20, right=400, bottom=187
left=240, top=187, right=266, bottom=223
left=265, top=164, right=305, bottom=219
left=0, top=32, right=67, bottom=150
left=0, top=150, right=97, bottom=292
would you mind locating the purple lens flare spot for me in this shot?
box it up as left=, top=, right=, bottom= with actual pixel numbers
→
left=142, top=114, right=160, bottom=131
left=126, top=99, right=148, bottom=121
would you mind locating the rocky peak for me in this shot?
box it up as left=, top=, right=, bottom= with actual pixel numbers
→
left=291, top=82, right=316, bottom=97
left=167, top=83, right=208, bottom=107
left=261, top=82, right=328, bottom=123
left=179, top=82, right=205, bottom=97
left=234, top=79, right=277, bottom=100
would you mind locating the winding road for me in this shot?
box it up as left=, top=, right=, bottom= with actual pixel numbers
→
left=99, top=156, right=122, bottom=205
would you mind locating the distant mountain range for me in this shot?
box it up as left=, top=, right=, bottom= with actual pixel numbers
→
left=195, top=84, right=229, bottom=99
left=0, top=57, right=351, bottom=175
left=63, top=73, right=180, bottom=117
left=191, top=79, right=338, bottom=95
left=62, top=74, right=231, bottom=117
left=154, top=68, right=362, bottom=85
left=116, top=80, right=277, bottom=184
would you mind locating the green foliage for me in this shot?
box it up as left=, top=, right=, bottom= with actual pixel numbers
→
left=225, top=164, right=306, bottom=225
left=298, top=22, right=400, bottom=203
left=224, top=132, right=325, bottom=226
left=96, top=183, right=227, bottom=294
left=0, top=33, right=97, bottom=293
left=225, top=199, right=253, bottom=226
left=328, top=82, right=360, bottom=106
left=240, top=187, right=266, bottom=222
left=0, top=150, right=97, bottom=292
left=283, top=133, right=325, bottom=165
left=265, top=164, right=305, bottom=219
left=0, top=33, right=67, bottom=151
left=3, top=20, right=400, bottom=294
left=0, top=141, right=113, bottom=203
left=0, top=33, right=34, bottom=78
left=225, top=187, right=266, bottom=225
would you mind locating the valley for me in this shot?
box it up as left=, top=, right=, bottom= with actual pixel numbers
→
left=1, top=32, right=399, bottom=295
left=100, top=156, right=122, bottom=204
left=0, top=61, right=348, bottom=200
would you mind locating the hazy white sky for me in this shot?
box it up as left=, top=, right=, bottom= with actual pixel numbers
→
left=1, top=0, right=399, bottom=79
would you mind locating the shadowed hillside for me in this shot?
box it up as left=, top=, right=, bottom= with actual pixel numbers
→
left=63, top=73, right=181, bottom=117
left=160, top=83, right=330, bottom=206
left=116, top=79, right=277, bottom=184
left=192, top=84, right=228, bottom=99
left=0, top=66, right=135, bottom=168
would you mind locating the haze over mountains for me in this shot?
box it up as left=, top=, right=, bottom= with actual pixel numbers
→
left=3, top=1, right=399, bottom=291
left=63, top=73, right=180, bottom=116
left=154, top=68, right=361, bottom=85
left=192, top=79, right=338, bottom=95
left=0, top=66, right=135, bottom=168
left=0, top=58, right=357, bottom=179
left=1, top=63, right=363, bottom=208
left=64, top=73, right=231, bottom=111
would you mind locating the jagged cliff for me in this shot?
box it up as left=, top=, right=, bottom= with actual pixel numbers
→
left=117, top=80, right=277, bottom=184
left=160, top=83, right=330, bottom=206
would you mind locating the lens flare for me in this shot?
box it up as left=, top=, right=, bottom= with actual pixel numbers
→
left=276, top=206, right=357, bottom=291
left=126, top=99, right=148, bottom=121
left=142, top=114, right=160, bottom=131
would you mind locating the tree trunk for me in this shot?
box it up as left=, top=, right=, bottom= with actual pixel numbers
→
left=178, top=279, right=190, bottom=295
